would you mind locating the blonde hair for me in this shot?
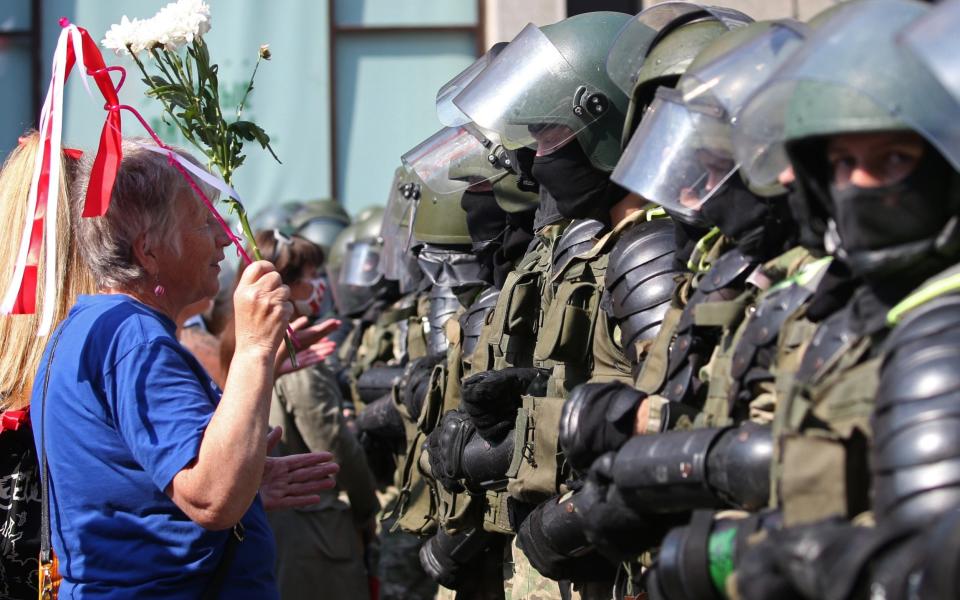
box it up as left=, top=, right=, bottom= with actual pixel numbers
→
left=0, top=132, right=95, bottom=411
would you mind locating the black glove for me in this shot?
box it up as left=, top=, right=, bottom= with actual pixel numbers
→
left=559, top=381, right=646, bottom=474
left=400, top=354, right=445, bottom=419
left=580, top=453, right=680, bottom=563
left=516, top=492, right=618, bottom=582
left=426, top=409, right=475, bottom=493
left=735, top=518, right=874, bottom=600
left=460, top=367, right=544, bottom=440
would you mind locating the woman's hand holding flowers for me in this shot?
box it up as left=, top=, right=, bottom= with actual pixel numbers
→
left=233, top=261, right=293, bottom=360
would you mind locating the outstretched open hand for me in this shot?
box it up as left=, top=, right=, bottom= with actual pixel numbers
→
left=261, top=426, right=340, bottom=511
left=275, top=316, right=341, bottom=376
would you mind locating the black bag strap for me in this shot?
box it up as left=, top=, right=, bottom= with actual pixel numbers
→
left=38, top=317, right=244, bottom=599
left=39, top=323, right=67, bottom=566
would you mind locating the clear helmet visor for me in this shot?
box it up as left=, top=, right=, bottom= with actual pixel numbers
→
left=899, top=0, right=960, bottom=103
left=401, top=127, right=501, bottom=194
left=606, top=3, right=753, bottom=97
left=341, top=239, right=384, bottom=287
left=453, top=23, right=611, bottom=158
left=612, top=87, right=736, bottom=222
left=678, top=20, right=808, bottom=119
left=732, top=0, right=960, bottom=190
left=437, top=42, right=508, bottom=128
left=379, top=168, right=418, bottom=282
left=326, top=263, right=373, bottom=316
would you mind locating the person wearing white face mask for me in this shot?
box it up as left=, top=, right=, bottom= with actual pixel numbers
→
left=234, top=229, right=381, bottom=600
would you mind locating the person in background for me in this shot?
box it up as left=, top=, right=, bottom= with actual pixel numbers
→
left=239, top=229, right=380, bottom=600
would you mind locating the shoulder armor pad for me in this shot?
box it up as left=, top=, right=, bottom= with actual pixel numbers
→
left=459, top=286, right=499, bottom=359
left=697, top=249, right=756, bottom=294
left=552, top=218, right=606, bottom=278
left=730, top=282, right=816, bottom=379
left=427, top=285, right=464, bottom=355
left=794, top=307, right=857, bottom=384
left=872, top=294, right=960, bottom=525
left=606, top=219, right=682, bottom=352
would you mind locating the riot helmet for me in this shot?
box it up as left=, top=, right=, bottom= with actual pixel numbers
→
left=605, top=2, right=753, bottom=145
left=291, top=198, right=351, bottom=255
left=612, top=20, right=807, bottom=227
left=329, top=206, right=388, bottom=317
left=732, top=0, right=960, bottom=276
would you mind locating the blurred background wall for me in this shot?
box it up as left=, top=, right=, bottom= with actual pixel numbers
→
left=0, top=0, right=837, bottom=217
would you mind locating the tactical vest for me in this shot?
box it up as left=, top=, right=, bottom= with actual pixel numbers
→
left=697, top=250, right=828, bottom=428
left=470, top=224, right=564, bottom=374
left=509, top=210, right=665, bottom=507
left=636, top=233, right=762, bottom=415
left=773, top=286, right=890, bottom=527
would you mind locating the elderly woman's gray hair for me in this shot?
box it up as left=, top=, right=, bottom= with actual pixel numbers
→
left=74, top=139, right=218, bottom=289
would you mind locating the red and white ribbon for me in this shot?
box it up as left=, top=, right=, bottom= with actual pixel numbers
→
left=1, top=20, right=124, bottom=334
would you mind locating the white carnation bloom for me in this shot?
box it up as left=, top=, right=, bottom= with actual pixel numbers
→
left=101, top=0, right=211, bottom=55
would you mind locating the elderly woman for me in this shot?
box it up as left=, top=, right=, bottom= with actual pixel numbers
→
left=31, top=140, right=335, bottom=598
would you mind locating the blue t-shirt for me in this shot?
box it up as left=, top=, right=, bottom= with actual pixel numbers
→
left=31, top=294, right=277, bottom=599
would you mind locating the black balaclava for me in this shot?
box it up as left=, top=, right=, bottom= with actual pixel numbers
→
left=673, top=220, right=710, bottom=271
left=531, top=140, right=623, bottom=225
left=461, top=189, right=509, bottom=285
left=699, top=175, right=798, bottom=260
left=534, top=186, right=565, bottom=231
left=828, top=148, right=956, bottom=256
left=492, top=209, right=536, bottom=289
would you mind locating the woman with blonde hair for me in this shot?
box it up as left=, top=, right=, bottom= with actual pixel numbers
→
left=0, top=132, right=92, bottom=598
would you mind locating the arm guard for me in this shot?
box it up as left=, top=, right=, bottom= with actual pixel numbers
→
left=612, top=422, right=772, bottom=512
left=872, top=294, right=960, bottom=527
left=355, top=366, right=405, bottom=406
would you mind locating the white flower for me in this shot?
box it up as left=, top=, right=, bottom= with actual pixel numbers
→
left=101, top=0, right=211, bottom=56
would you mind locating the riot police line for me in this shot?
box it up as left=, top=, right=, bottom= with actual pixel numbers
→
left=317, top=1, right=960, bottom=598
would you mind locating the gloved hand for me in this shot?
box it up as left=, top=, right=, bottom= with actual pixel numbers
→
left=516, top=492, right=618, bottom=582
left=559, top=381, right=646, bottom=473
left=735, top=518, right=872, bottom=600
left=400, top=354, right=445, bottom=420
left=460, top=367, right=544, bottom=440
left=580, top=453, right=680, bottom=563
left=425, top=409, right=475, bottom=493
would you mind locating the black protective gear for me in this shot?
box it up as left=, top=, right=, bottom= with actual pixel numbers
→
left=579, top=452, right=683, bottom=562
left=872, top=292, right=960, bottom=528
left=604, top=217, right=680, bottom=364
left=559, top=381, right=646, bottom=474
left=650, top=510, right=782, bottom=600
left=516, top=491, right=618, bottom=582
left=460, top=367, right=544, bottom=441
left=427, top=410, right=475, bottom=494
left=355, top=366, right=405, bottom=406
left=551, top=218, right=606, bottom=279
left=531, top=141, right=622, bottom=225
left=355, top=394, right=405, bottom=445
left=661, top=248, right=760, bottom=406
left=427, top=409, right=516, bottom=493
left=612, top=422, right=773, bottom=512
left=419, top=527, right=500, bottom=589
left=734, top=517, right=881, bottom=600
left=400, top=354, right=445, bottom=420
left=459, top=286, right=499, bottom=360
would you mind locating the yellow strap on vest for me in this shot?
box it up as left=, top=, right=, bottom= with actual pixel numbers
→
left=687, top=227, right=721, bottom=273
left=887, top=271, right=960, bottom=326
